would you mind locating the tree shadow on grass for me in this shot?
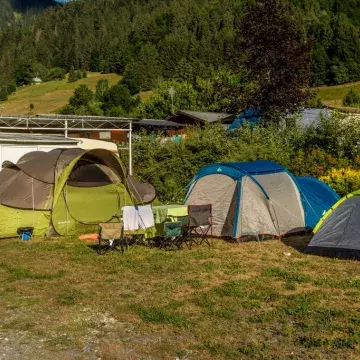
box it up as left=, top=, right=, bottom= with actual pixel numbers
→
left=86, top=243, right=99, bottom=253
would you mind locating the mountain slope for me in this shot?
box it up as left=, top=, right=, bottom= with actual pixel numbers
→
left=0, top=0, right=360, bottom=100
left=0, top=0, right=14, bottom=25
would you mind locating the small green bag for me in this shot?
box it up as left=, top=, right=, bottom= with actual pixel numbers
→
left=164, top=221, right=182, bottom=237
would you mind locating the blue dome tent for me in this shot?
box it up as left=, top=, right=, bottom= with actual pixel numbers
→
left=228, top=109, right=262, bottom=130
left=228, top=108, right=332, bottom=131
left=185, top=161, right=339, bottom=239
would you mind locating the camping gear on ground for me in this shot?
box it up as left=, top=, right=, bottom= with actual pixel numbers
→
left=79, top=233, right=99, bottom=241
left=98, top=223, right=126, bottom=255
left=152, top=205, right=188, bottom=236
left=183, top=204, right=213, bottom=247
left=305, top=190, right=360, bottom=259
left=17, top=227, right=33, bottom=241
left=123, top=205, right=155, bottom=231
left=185, top=161, right=339, bottom=239
left=0, top=148, right=156, bottom=238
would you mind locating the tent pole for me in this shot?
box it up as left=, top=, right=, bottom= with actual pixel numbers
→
left=32, top=178, right=35, bottom=227
left=65, top=119, right=68, bottom=138
left=129, top=120, right=133, bottom=175
left=65, top=182, right=68, bottom=235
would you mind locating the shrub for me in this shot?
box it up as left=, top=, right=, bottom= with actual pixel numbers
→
left=320, top=168, right=360, bottom=196
left=102, top=83, right=136, bottom=113
left=95, top=79, right=109, bottom=101
left=343, top=88, right=360, bottom=107
left=46, top=67, right=66, bottom=81
left=32, top=63, right=48, bottom=81
left=0, top=88, right=8, bottom=101
left=68, top=67, right=83, bottom=83
left=122, top=63, right=142, bottom=95
left=7, top=82, right=16, bottom=94
left=58, top=104, right=76, bottom=115
left=69, top=84, right=94, bottom=107
left=289, top=149, right=351, bottom=178
left=132, top=112, right=360, bottom=202
left=68, top=67, right=77, bottom=83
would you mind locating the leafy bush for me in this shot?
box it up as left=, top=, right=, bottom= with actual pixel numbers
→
left=7, top=82, right=16, bottom=94
left=320, top=168, right=360, bottom=196
left=131, top=112, right=360, bottom=202
left=343, top=88, right=360, bottom=107
left=58, top=104, right=76, bottom=115
left=32, top=63, right=48, bottom=81
left=69, top=85, right=94, bottom=107
left=46, top=67, right=66, bottom=81
left=68, top=67, right=84, bottom=83
left=0, top=88, right=8, bottom=101
left=95, top=79, right=109, bottom=101
left=122, top=63, right=142, bottom=95
left=102, top=83, right=138, bottom=113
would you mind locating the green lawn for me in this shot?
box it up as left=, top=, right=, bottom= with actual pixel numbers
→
left=0, top=72, right=122, bottom=115
left=1, top=236, right=360, bottom=359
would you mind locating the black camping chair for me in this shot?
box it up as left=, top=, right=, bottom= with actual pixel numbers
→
left=160, top=221, right=183, bottom=250
left=183, top=204, right=213, bottom=247
left=98, top=223, right=127, bottom=255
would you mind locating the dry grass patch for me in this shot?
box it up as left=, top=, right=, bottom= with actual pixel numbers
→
left=0, top=72, right=123, bottom=115
left=1, top=236, right=360, bottom=359
left=0, top=72, right=153, bottom=115
left=317, top=81, right=360, bottom=112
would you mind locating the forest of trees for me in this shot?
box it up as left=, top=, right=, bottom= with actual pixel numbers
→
left=1, top=0, right=360, bottom=114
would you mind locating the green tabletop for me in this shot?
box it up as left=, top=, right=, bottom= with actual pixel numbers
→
left=153, top=205, right=188, bottom=223
left=152, top=205, right=188, bottom=236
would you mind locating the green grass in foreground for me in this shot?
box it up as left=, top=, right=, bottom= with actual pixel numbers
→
left=0, top=236, right=360, bottom=359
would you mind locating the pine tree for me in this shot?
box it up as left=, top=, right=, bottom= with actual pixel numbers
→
left=69, top=85, right=94, bottom=107
left=0, top=88, right=8, bottom=101
left=137, top=44, right=161, bottom=91
left=95, top=79, right=109, bottom=101
left=68, top=67, right=78, bottom=83
left=122, top=64, right=142, bottom=95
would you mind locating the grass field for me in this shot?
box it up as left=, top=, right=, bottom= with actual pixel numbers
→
left=0, top=73, right=122, bottom=115
left=317, top=81, right=360, bottom=112
left=1, top=236, right=360, bottom=359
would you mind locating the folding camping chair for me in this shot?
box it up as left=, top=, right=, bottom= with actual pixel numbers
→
left=98, top=223, right=126, bottom=255
left=160, top=221, right=183, bottom=250
left=183, top=204, right=213, bottom=247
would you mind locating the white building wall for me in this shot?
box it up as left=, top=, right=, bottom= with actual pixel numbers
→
left=0, top=145, right=72, bottom=170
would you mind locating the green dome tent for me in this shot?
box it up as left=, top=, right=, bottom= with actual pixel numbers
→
left=305, top=190, right=360, bottom=259
left=0, top=148, right=156, bottom=238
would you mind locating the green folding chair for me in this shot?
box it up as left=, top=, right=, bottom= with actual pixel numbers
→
left=161, top=221, right=183, bottom=250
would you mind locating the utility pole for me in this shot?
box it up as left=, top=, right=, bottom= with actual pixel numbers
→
left=168, top=86, right=175, bottom=114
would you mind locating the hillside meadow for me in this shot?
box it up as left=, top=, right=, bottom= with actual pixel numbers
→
left=0, top=72, right=121, bottom=115
left=317, top=81, right=360, bottom=112
left=0, top=236, right=360, bottom=359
